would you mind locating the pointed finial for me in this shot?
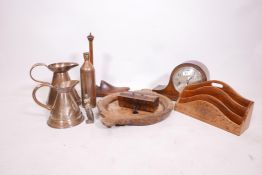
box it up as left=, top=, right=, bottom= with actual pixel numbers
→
left=87, top=33, right=94, bottom=41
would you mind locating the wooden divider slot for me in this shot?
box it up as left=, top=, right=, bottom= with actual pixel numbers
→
left=175, top=80, right=254, bottom=136
left=181, top=86, right=247, bottom=117
left=184, top=80, right=250, bottom=107
left=179, top=94, right=243, bottom=125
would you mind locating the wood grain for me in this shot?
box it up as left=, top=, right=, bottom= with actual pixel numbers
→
left=175, top=80, right=254, bottom=136
left=118, top=91, right=159, bottom=112
left=97, top=90, right=174, bottom=127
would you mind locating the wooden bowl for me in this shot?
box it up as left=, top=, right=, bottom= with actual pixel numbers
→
left=97, top=90, right=174, bottom=127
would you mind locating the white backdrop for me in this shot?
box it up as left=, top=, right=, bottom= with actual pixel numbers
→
left=0, top=0, right=262, bottom=175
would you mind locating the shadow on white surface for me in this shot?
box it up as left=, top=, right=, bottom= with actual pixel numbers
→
left=149, top=73, right=169, bottom=89
left=101, top=53, right=113, bottom=81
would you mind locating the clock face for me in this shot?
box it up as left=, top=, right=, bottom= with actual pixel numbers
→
left=172, top=66, right=204, bottom=92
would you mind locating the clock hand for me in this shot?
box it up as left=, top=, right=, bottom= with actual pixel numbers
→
left=186, top=71, right=196, bottom=85
left=186, top=76, right=193, bottom=85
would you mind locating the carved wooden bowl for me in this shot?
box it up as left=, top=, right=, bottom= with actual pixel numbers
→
left=97, top=90, right=174, bottom=127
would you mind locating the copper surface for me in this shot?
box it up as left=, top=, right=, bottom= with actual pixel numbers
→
left=30, top=62, right=81, bottom=106
left=32, top=80, right=84, bottom=129
left=86, top=33, right=130, bottom=97
left=80, top=52, right=96, bottom=107
left=87, top=33, right=94, bottom=64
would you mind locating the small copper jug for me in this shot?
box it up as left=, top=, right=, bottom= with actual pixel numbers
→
left=30, top=62, right=81, bottom=106
left=32, top=80, right=84, bottom=129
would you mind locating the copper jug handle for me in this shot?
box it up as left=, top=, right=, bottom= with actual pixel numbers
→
left=30, top=63, right=50, bottom=84
left=32, top=83, right=53, bottom=110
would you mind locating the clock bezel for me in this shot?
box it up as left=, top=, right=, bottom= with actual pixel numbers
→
left=153, top=61, right=209, bottom=101
left=171, top=62, right=208, bottom=92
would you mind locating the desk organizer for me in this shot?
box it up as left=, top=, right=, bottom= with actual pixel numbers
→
left=175, top=80, right=254, bottom=135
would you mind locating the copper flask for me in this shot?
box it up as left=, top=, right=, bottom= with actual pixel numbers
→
left=80, top=52, right=96, bottom=107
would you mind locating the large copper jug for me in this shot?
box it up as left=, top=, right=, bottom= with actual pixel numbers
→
left=32, top=80, right=84, bottom=129
left=30, top=62, right=81, bottom=106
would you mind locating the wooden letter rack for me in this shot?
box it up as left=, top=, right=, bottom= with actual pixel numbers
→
left=175, top=80, right=254, bottom=135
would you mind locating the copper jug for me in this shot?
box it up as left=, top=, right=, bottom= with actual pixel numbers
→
left=32, top=80, right=84, bottom=129
left=30, top=62, right=81, bottom=106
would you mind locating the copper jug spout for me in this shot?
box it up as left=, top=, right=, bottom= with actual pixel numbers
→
left=47, top=62, right=78, bottom=72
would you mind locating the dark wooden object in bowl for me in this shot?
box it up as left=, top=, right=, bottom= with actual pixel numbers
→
left=97, top=90, right=174, bottom=127
left=118, top=91, right=159, bottom=112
